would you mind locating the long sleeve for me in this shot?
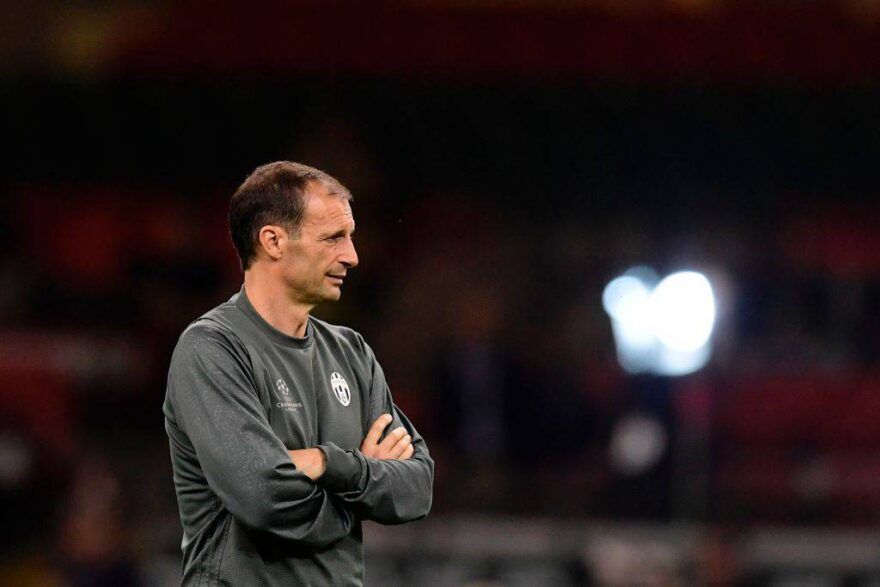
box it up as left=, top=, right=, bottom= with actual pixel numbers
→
left=166, top=322, right=354, bottom=547
left=316, top=343, right=434, bottom=525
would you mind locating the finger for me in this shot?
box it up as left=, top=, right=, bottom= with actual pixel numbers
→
left=398, top=443, right=414, bottom=461
left=362, top=414, right=393, bottom=447
left=377, top=426, right=407, bottom=453
left=387, top=434, right=411, bottom=459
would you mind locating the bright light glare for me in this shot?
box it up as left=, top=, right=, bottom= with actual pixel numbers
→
left=650, top=271, right=716, bottom=352
left=602, top=267, right=718, bottom=376
left=602, top=275, right=645, bottom=319
left=655, top=344, right=711, bottom=376
left=602, top=276, right=654, bottom=345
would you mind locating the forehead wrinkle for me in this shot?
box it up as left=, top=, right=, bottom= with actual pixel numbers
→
left=301, top=197, right=355, bottom=237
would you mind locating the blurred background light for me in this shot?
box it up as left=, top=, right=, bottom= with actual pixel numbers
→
left=650, top=271, right=716, bottom=352
left=603, top=268, right=716, bottom=376
left=609, top=412, right=667, bottom=477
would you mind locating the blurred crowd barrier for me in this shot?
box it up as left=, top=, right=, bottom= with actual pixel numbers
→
left=363, top=518, right=880, bottom=586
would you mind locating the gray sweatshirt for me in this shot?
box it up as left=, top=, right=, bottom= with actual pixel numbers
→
left=163, top=288, right=433, bottom=586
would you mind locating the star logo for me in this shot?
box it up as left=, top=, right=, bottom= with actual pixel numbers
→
left=275, top=378, right=290, bottom=399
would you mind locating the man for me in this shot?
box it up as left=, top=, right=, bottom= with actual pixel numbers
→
left=163, top=162, right=433, bottom=585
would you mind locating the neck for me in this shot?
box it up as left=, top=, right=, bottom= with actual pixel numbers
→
left=243, top=268, right=314, bottom=338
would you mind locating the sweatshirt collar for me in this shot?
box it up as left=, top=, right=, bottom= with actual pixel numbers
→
left=235, top=286, right=313, bottom=349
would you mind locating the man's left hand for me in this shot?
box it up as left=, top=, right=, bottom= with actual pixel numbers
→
left=360, top=414, right=414, bottom=461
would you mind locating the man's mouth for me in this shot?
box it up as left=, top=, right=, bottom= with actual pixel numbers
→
left=326, top=274, right=345, bottom=283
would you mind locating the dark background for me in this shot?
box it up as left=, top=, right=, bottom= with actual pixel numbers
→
left=1, top=1, right=880, bottom=584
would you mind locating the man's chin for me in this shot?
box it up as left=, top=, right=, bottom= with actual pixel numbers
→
left=321, top=286, right=343, bottom=302
left=300, top=287, right=341, bottom=306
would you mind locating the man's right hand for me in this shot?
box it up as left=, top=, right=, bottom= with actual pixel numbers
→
left=360, top=413, right=413, bottom=460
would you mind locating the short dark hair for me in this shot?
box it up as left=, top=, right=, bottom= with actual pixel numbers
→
left=229, top=161, right=352, bottom=270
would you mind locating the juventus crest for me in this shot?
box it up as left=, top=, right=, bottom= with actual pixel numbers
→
left=330, top=372, right=351, bottom=407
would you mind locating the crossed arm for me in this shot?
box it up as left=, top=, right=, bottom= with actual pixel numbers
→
left=289, top=393, right=433, bottom=524
left=286, top=411, right=431, bottom=525
left=288, top=414, right=414, bottom=480
left=288, top=343, right=434, bottom=525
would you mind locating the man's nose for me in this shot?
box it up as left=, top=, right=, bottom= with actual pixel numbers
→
left=340, top=237, right=359, bottom=268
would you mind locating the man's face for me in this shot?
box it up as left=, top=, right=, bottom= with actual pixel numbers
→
left=281, top=182, right=358, bottom=305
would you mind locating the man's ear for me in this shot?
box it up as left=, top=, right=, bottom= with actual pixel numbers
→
left=257, top=225, right=287, bottom=261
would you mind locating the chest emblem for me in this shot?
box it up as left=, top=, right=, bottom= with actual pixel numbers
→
left=276, top=378, right=290, bottom=399
left=330, top=372, right=351, bottom=407
left=274, top=378, right=302, bottom=413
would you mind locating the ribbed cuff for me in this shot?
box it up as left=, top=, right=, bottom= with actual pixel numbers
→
left=316, top=442, right=365, bottom=492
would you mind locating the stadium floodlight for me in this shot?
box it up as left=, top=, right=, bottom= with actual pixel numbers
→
left=602, top=267, right=716, bottom=376
left=650, top=271, right=715, bottom=352
left=602, top=274, right=654, bottom=346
